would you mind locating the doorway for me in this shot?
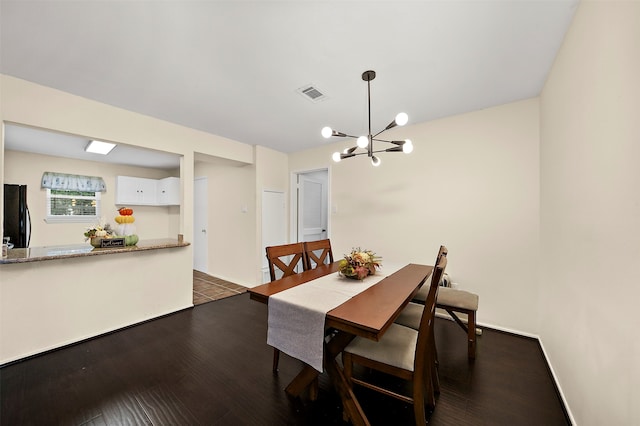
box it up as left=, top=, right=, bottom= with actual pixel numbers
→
left=193, top=176, right=208, bottom=273
left=294, top=169, right=329, bottom=243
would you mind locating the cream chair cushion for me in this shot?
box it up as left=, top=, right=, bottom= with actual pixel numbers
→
left=394, top=302, right=423, bottom=330
left=438, top=287, right=479, bottom=310
left=343, top=323, right=418, bottom=372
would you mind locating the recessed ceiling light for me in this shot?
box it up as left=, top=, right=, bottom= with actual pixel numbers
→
left=85, top=140, right=116, bottom=155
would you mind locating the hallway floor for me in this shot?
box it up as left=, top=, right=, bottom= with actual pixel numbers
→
left=193, top=270, right=247, bottom=305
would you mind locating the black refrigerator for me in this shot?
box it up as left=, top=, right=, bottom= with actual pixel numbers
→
left=3, top=184, right=31, bottom=248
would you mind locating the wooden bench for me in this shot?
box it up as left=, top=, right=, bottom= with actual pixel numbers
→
left=436, top=287, right=479, bottom=360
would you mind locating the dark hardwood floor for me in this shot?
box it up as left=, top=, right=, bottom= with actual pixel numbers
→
left=1, top=293, right=569, bottom=425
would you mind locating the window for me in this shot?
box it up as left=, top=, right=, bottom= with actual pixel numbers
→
left=46, top=189, right=101, bottom=223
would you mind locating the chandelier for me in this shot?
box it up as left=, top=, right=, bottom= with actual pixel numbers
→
left=322, top=70, right=413, bottom=167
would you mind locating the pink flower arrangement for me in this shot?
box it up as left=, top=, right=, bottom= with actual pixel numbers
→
left=338, top=248, right=382, bottom=280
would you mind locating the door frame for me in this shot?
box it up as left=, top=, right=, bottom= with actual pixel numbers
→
left=290, top=167, right=331, bottom=243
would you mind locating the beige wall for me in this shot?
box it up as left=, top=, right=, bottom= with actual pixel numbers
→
left=0, top=75, right=258, bottom=363
left=255, top=145, right=289, bottom=284
left=0, top=75, right=253, bottom=164
left=290, top=98, right=541, bottom=333
left=540, top=2, right=640, bottom=425
left=4, top=150, right=178, bottom=246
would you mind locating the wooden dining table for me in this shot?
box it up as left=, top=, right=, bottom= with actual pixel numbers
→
left=249, top=261, right=433, bottom=426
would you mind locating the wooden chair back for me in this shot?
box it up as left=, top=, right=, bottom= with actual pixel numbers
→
left=414, top=255, right=446, bottom=378
left=436, top=245, right=447, bottom=270
left=303, top=239, right=334, bottom=269
left=265, top=243, right=307, bottom=282
left=341, top=250, right=448, bottom=424
left=436, top=245, right=448, bottom=287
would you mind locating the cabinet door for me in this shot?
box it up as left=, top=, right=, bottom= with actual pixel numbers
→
left=116, top=176, right=157, bottom=205
left=157, top=177, right=180, bottom=205
left=138, top=178, right=157, bottom=204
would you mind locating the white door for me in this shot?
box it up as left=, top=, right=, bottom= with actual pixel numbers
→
left=193, top=177, right=208, bottom=272
left=297, top=173, right=327, bottom=242
left=262, top=190, right=286, bottom=282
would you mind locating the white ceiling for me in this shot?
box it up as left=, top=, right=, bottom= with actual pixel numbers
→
left=0, top=1, right=578, bottom=166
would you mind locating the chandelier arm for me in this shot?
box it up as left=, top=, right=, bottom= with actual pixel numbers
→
left=342, top=151, right=370, bottom=158
left=371, top=137, right=397, bottom=144
left=372, top=128, right=389, bottom=139
left=331, top=132, right=361, bottom=139
left=370, top=148, right=403, bottom=154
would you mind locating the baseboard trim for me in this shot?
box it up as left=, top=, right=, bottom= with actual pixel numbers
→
left=538, top=338, right=576, bottom=425
left=435, top=314, right=574, bottom=425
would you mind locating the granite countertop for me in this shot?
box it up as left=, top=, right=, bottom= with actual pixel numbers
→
left=0, top=239, right=190, bottom=264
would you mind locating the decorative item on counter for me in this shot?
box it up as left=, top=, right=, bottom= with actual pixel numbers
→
left=84, top=220, right=115, bottom=248
left=114, top=207, right=138, bottom=245
left=338, top=248, right=382, bottom=280
left=84, top=210, right=139, bottom=248
left=114, top=207, right=135, bottom=223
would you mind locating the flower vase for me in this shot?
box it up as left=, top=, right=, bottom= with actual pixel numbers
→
left=342, top=272, right=361, bottom=280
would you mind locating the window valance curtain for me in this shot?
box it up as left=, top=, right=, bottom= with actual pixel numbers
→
left=41, top=172, right=107, bottom=192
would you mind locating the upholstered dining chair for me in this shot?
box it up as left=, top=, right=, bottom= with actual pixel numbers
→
left=303, top=239, right=334, bottom=269
left=416, top=246, right=447, bottom=299
left=395, top=245, right=447, bottom=387
left=341, top=254, right=447, bottom=425
left=398, top=245, right=479, bottom=360
left=265, top=242, right=308, bottom=373
left=395, top=245, right=447, bottom=326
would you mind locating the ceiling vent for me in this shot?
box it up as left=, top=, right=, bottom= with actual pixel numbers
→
left=296, top=84, right=327, bottom=103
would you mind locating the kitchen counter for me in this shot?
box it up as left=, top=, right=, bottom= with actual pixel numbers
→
left=0, top=238, right=190, bottom=264
left=1, top=237, right=193, bottom=364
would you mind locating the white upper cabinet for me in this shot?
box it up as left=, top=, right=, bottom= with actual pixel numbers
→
left=116, top=176, right=180, bottom=206
left=157, top=177, right=180, bottom=206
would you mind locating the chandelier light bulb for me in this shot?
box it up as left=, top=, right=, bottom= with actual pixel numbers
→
left=403, top=139, right=414, bottom=154
left=395, top=112, right=408, bottom=126
left=357, top=136, right=368, bottom=148
left=321, top=127, right=333, bottom=138
left=371, top=156, right=381, bottom=167
left=332, top=152, right=342, bottom=162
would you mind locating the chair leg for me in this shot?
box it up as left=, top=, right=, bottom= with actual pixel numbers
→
left=429, top=328, right=440, bottom=394
left=467, top=311, right=476, bottom=360
left=273, top=348, right=280, bottom=373
left=413, top=380, right=428, bottom=426
left=342, top=352, right=353, bottom=383
left=309, top=376, right=319, bottom=401
left=341, top=352, right=353, bottom=422
left=431, top=355, right=440, bottom=395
